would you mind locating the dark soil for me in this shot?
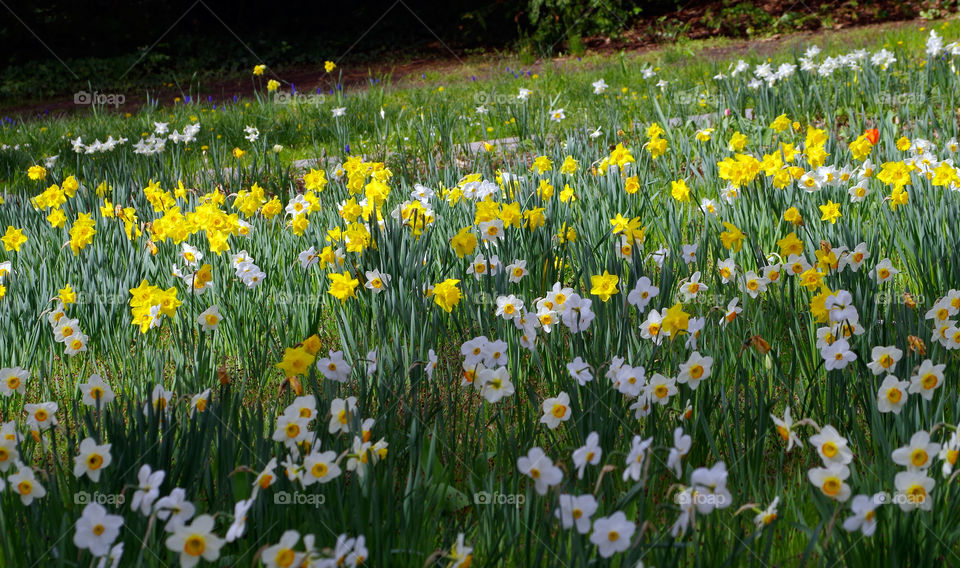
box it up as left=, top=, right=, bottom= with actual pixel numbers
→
left=2, top=0, right=953, bottom=121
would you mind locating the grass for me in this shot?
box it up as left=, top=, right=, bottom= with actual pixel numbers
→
left=1, top=16, right=960, bottom=568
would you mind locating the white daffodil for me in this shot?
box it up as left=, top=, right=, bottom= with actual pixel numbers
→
left=623, top=435, right=654, bottom=482
left=197, top=305, right=222, bottom=331
left=132, top=464, right=165, bottom=515
left=809, top=425, right=854, bottom=465
left=589, top=511, right=635, bottom=558
left=73, top=437, right=112, bottom=482
left=9, top=463, right=47, bottom=505
left=808, top=463, right=852, bottom=502
left=842, top=493, right=884, bottom=535
left=667, top=427, right=692, bottom=478
left=539, top=391, right=571, bottom=430
left=155, top=488, right=196, bottom=532
left=74, top=503, right=123, bottom=557
left=866, top=345, right=903, bottom=375
left=316, top=350, right=352, bottom=383
left=677, top=352, right=713, bottom=390
left=79, top=374, right=115, bottom=406
left=164, top=514, right=224, bottom=567
left=908, top=359, right=946, bottom=400
left=877, top=375, right=909, bottom=414
left=517, top=447, right=562, bottom=495
left=572, top=432, right=602, bottom=479
left=262, top=530, right=303, bottom=568
left=556, top=493, right=597, bottom=534
left=566, top=357, right=593, bottom=385
left=302, top=450, right=342, bottom=485
left=891, top=430, right=939, bottom=471
left=894, top=470, right=935, bottom=511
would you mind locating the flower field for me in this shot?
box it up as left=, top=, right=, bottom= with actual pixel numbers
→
left=4, top=22, right=960, bottom=567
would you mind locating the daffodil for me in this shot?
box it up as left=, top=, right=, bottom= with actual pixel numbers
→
left=198, top=305, right=222, bottom=331
left=517, top=447, right=562, bottom=495
left=1, top=226, right=27, bottom=252
left=431, top=279, right=462, bottom=313
left=74, top=503, right=123, bottom=557
left=819, top=200, right=841, bottom=224
left=9, top=463, right=46, bottom=505
left=317, top=350, right=352, bottom=383
left=540, top=392, right=571, bottom=429
left=589, top=271, right=619, bottom=302
left=589, top=511, right=635, bottom=558
left=719, top=222, right=745, bottom=252
left=73, top=437, right=112, bottom=482
left=808, top=463, right=852, bottom=502
left=165, top=514, right=225, bottom=567
left=866, top=345, right=903, bottom=375
left=894, top=471, right=935, bottom=511
left=670, top=179, right=691, bottom=202
left=327, top=272, right=359, bottom=302
left=809, top=425, right=853, bottom=465
left=771, top=406, right=803, bottom=451
left=276, top=346, right=314, bottom=378
left=571, top=431, right=602, bottom=479
left=877, top=375, right=909, bottom=414
left=677, top=352, right=713, bottom=390
left=891, top=430, right=939, bottom=472
left=842, top=493, right=884, bottom=535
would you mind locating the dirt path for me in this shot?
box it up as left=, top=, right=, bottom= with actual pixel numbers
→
left=0, top=17, right=933, bottom=121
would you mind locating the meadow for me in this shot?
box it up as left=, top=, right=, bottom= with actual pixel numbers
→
left=2, top=20, right=960, bottom=567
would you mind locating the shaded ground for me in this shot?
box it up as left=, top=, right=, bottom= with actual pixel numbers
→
left=0, top=11, right=947, bottom=121
left=594, top=0, right=939, bottom=48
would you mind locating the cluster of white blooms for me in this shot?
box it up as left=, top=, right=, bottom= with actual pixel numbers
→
left=718, top=37, right=960, bottom=90
left=130, top=121, right=202, bottom=155
left=460, top=335, right=515, bottom=403
left=751, top=61, right=798, bottom=87
left=231, top=250, right=265, bottom=288
left=71, top=135, right=128, bottom=154
left=45, top=301, right=89, bottom=356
